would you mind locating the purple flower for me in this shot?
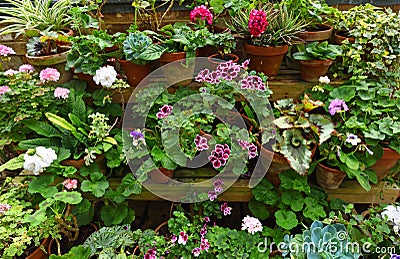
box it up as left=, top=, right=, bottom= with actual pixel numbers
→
left=195, top=69, right=210, bottom=82
left=171, top=235, right=177, bottom=244
left=238, top=139, right=258, bottom=159
left=0, top=44, right=15, bottom=56
left=213, top=178, right=224, bottom=188
left=208, top=144, right=230, bottom=169
left=0, top=203, right=11, bottom=214
left=194, top=135, right=209, bottom=151
left=214, top=186, right=223, bottom=193
left=200, top=237, right=210, bottom=251
left=0, top=85, right=10, bottom=95
left=130, top=129, right=145, bottom=146
left=204, top=216, right=210, bottom=222
left=205, top=70, right=221, bottom=84
left=192, top=247, right=201, bottom=257
left=328, top=98, right=349, bottom=115
left=200, top=224, right=207, bottom=237
left=391, top=255, right=400, bottom=259
left=240, top=75, right=266, bottom=92
left=345, top=133, right=361, bottom=146
left=241, top=59, right=250, bottom=69
left=221, top=202, right=232, bottom=216
left=156, top=105, right=173, bottom=119
left=18, top=64, right=34, bottom=73
left=54, top=87, right=70, bottom=99
left=178, top=231, right=188, bottom=245
left=208, top=190, right=217, bottom=201
left=216, top=61, right=240, bottom=81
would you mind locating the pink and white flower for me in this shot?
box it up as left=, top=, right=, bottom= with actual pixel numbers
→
left=4, top=69, right=18, bottom=76
left=241, top=215, right=263, bottom=234
left=63, top=179, right=78, bottom=190
left=178, top=231, right=188, bottom=245
left=156, top=105, right=173, bottom=119
left=0, top=44, right=15, bottom=57
left=0, top=85, right=10, bottom=95
left=54, top=87, right=70, bottom=99
left=194, top=135, right=209, bottom=151
left=18, top=64, right=35, bottom=73
left=40, top=68, right=60, bottom=82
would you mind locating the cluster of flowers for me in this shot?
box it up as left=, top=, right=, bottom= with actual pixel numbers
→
left=54, top=87, right=70, bottom=99
left=328, top=98, right=349, bottom=116
left=194, top=135, right=209, bottom=151
left=0, top=85, right=9, bottom=96
left=62, top=178, right=78, bottom=190
left=0, top=203, right=11, bottom=214
left=143, top=247, right=157, bottom=259
left=220, top=202, right=232, bottom=216
left=248, top=9, right=268, bottom=37
left=156, top=105, right=173, bottom=119
left=241, top=215, right=263, bottom=235
left=93, top=65, right=117, bottom=88
left=0, top=44, right=16, bottom=57
left=39, top=68, right=60, bottom=82
left=240, top=75, right=267, bottom=92
left=191, top=216, right=211, bottom=257
left=23, top=146, right=57, bottom=175
left=381, top=205, right=400, bottom=235
left=238, top=139, right=258, bottom=159
left=208, top=144, right=231, bottom=169
left=208, top=178, right=224, bottom=201
left=195, top=61, right=242, bottom=83
left=190, top=5, right=213, bottom=25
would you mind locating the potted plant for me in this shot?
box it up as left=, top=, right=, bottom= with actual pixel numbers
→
left=293, top=41, right=342, bottom=82
left=227, top=2, right=306, bottom=78
left=283, top=0, right=338, bottom=42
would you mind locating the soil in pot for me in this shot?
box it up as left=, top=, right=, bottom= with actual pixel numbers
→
left=299, top=59, right=333, bottom=82
left=296, top=24, right=333, bottom=42
left=47, top=223, right=97, bottom=256
left=315, top=163, right=347, bottom=189
left=370, top=147, right=400, bottom=181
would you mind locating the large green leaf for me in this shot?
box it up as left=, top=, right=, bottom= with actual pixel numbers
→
left=46, top=112, right=77, bottom=132
left=252, top=178, right=279, bottom=205
left=81, top=172, right=109, bottom=198
left=280, top=129, right=312, bottom=175
left=18, top=138, right=61, bottom=150
left=101, top=204, right=128, bottom=226
left=53, top=191, right=82, bottom=204
left=0, top=154, right=24, bottom=172
left=275, top=210, right=298, bottom=230
left=23, top=120, right=61, bottom=137
left=248, top=199, right=270, bottom=220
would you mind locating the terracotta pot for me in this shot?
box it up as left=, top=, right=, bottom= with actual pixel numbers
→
left=25, top=50, right=72, bottom=84
left=61, top=155, right=106, bottom=173
left=315, top=163, right=347, bottom=189
left=370, top=147, right=400, bottom=181
left=296, top=24, right=333, bottom=42
left=299, top=59, right=333, bottom=82
left=197, top=46, right=216, bottom=57
left=244, top=44, right=288, bottom=79
left=118, top=59, right=151, bottom=87
left=208, top=53, right=239, bottom=64
left=333, top=31, right=355, bottom=45
left=159, top=52, right=194, bottom=87
left=148, top=168, right=174, bottom=183
left=25, top=238, right=49, bottom=259
left=74, top=71, right=99, bottom=92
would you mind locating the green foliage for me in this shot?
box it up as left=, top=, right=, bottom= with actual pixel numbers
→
left=26, top=31, right=70, bottom=56
left=122, top=31, right=164, bottom=65
left=293, top=41, right=342, bottom=61
left=49, top=245, right=91, bottom=259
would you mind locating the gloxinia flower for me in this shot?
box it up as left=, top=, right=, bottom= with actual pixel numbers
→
left=345, top=134, right=361, bottom=146
left=178, top=231, right=188, bottom=245
left=156, top=105, right=173, bottom=119
left=194, top=135, right=209, bottom=151
left=0, top=44, right=15, bottom=56
left=328, top=98, right=348, bottom=115
left=0, top=85, right=10, bottom=95
left=190, top=5, right=213, bottom=25
left=248, top=9, right=268, bottom=37
left=40, top=68, right=60, bottom=82
left=241, top=215, right=263, bottom=234
left=204, top=216, right=210, bottom=222
left=63, top=179, right=78, bottom=190
left=18, top=64, right=34, bottom=73
left=208, top=144, right=231, bottom=169
left=93, top=65, right=117, bottom=88
left=195, top=68, right=210, bottom=82
left=54, top=87, right=70, bottom=99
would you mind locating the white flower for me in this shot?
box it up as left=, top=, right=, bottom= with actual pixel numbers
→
left=93, top=65, right=117, bottom=88
left=241, top=215, right=263, bottom=235
left=382, top=205, right=400, bottom=229
left=345, top=134, right=361, bottom=146
left=319, top=76, right=330, bottom=84
left=35, top=146, right=57, bottom=166
left=23, top=147, right=57, bottom=175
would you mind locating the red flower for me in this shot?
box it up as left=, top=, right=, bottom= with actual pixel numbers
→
left=248, top=9, right=268, bottom=37
left=190, top=5, right=213, bottom=25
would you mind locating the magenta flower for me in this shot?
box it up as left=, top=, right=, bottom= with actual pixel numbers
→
left=39, top=68, right=60, bottom=82
left=204, top=216, right=210, bottom=222
left=216, top=61, right=241, bottom=81
left=220, top=202, right=232, bottom=216
left=194, top=135, right=209, bottom=151
left=54, top=87, right=70, bottom=99
left=18, top=64, right=34, bottom=73
left=0, top=44, right=15, bottom=56
left=0, top=203, right=11, bottom=214
left=190, top=5, right=213, bottom=25
left=63, top=179, right=78, bottom=190
left=195, top=68, right=210, bottom=82
left=241, top=75, right=266, bottom=92
left=241, top=59, right=250, bottom=69
left=178, top=231, right=188, bottom=245
left=213, top=178, right=224, bottom=188
left=192, top=247, right=201, bottom=257
left=238, top=139, right=258, bottom=159
left=200, top=224, right=207, bottom=237
left=200, top=237, right=210, bottom=251
left=171, top=235, right=177, bottom=244
left=156, top=105, right=173, bottom=119
left=208, top=144, right=231, bottom=169
left=4, top=69, right=18, bottom=76
left=208, top=190, right=217, bottom=201
left=144, top=248, right=157, bottom=259
left=328, top=98, right=349, bottom=115
left=248, top=9, right=268, bottom=37
left=0, top=85, right=10, bottom=95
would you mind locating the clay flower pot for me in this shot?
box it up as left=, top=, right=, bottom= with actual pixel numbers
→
left=25, top=238, right=50, bottom=259
left=370, top=147, right=400, bottom=181
left=296, top=24, right=333, bottom=42
left=244, top=44, right=288, bottom=79
left=299, top=59, right=333, bottom=82
left=159, top=52, right=195, bottom=87
left=61, top=155, right=106, bottom=173
left=315, top=163, right=347, bottom=189
left=333, top=31, right=355, bottom=45
left=118, top=59, right=151, bottom=87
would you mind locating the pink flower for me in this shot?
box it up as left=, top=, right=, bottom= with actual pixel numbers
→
left=194, top=135, right=209, bottom=151
left=0, top=44, right=15, bottom=56
left=190, top=5, right=213, bottom=25
left=248, top=9, right=268, bottom=37
left=192, top=247, right=201, bottom=257
left=241, top=59, right=250, bottom=69
left=200, top=224, right=207, bottom=237
left=238, top=139, right=258, bottom=159
left=54, top=87, right=70, bottom=99
left=216, top=61, right=241, bottom=81
left=328, top=98, right=349, bottom=115
left=144, top=248, right=157, bottom=259
left=204, top=216, right=210, bottom=222
left=241, top=215, right=263, bottom=234
left=4, top=69, right=18, bottom=76
left=40, top=68, right=60, bottom=82
left=241, top=75, right=266, bottom=92
left=195, top=68, right=210, bottom=82
left=0, top=85, right=10, bottom=95
left=208, top=190, right=217, bottom=201
left=156, top=105, right=173, bottom=119
left=171, top=235, right=177, bottom=244
left=200, top=237, right=210, bottom=251
left=208, top=144, right=230, bottom=169
left=178, top=231, right=188, bottom=245
left=18, top=64, right=35, bottom=73
left=220, top=202, right=232, bottom=216
left=62, top=178, right=78, bottom=190
left=0, top=203, right=11, bottom=214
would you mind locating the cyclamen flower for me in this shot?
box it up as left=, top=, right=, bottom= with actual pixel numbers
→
left=208, top=144, right=230, bottom=169
left=130, top=129, right=145, bottom=146
left=319, top=76, right=330, bottom=84
left=345, top=134, right=361, bottom=146
left=4, top=69, right=18, bottom=76
left=192, top=247, right=201, bottom=257
left=178, top=231, right=188, bottom=245
left=190, top=5, right=213, bottom=25
left=40, top=68, right=60, bottom=82
left=194, top=135, right=209, bottom=151
left=23, top=147, right=57, bottom=175
left=328, top=98, right=348, bottom=115
left=54, top=87, right=70, bottom=99
left=240, top=75, right=266, bottom=92
left=156, top=105, right=173, bottom=119
left=18, top=64, right=34, bottom=73
left=0, top=44, right=15, bottom=56
left=0, top=85, right=10, bottom=95
left=63, top=179, right=78, bottom=190
left=217, top=61, right=241, bottom=81
left=241, top=215, right=263, bottom=234
left=220, top=202, right=232, bottom=216
left=0, top=203, right=11, bottom=214
left=93, top=65, right=117, bottom=88
left=248, top=9, right=268, bottom=37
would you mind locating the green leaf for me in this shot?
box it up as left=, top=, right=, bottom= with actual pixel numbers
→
left=103, top=137, right=118, bottom=145
left=275, top=210, right=298, bottom=230
left=329, top=87, right=356, bottom=102
left=281, top=190, right=304, bottom=211
left=18, top=138, right=61, bottom=150
left=46, top=112, right=77, bottom=132
left=23, top=120, right=61, bottom=137
left=49, top=245, right=91, bottom=259
left=53, top=191, right=82, bottom=204
left=248, top=199, right=270, bottom=220
left=28, top=175, right=58, bottom=198
left=252, top=178, right=279, bottom=205
left=120, top=174, right=142, bottom=197
left=280, top=129, right=312, bottom=175
left=81, top=172, right=109, bottom=198
left=72, top=97, right=87, bottom=122
left=339, top=151, right=359, bottom=170
left=101, top=204, right=128, bottom=226
left=0, top=154, right=24, bottom=172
